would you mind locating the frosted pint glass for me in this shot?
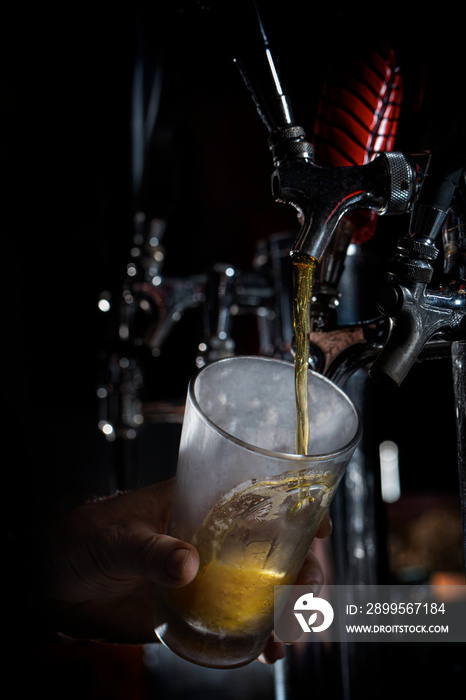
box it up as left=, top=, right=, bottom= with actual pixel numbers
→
left=156, top=356, right=361, bottom=668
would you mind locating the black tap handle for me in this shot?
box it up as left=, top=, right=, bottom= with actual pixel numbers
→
left=409, top=149, right=465, bottom=243
left=227, top=0, right=295, bottom=133
left=418, top=150, right=464, bottom=211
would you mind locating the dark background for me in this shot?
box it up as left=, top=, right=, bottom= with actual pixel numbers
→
left=3, top=1, right=464, bottom=504
left=2, top=2, right=465, bottom=698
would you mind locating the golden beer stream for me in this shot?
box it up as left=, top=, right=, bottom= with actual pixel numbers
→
left=291, top=252, right=317, bottom=455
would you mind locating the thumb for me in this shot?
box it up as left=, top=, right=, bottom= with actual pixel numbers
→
left=125, top=530, right=200, bottom=588
left=158, top=536, right=200, bottom=587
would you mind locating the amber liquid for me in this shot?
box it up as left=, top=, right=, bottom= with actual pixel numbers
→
left=167, top=470, right=333, bottom=635
left=291, top=252, right=317, bottom=455
left=168, top=559, right=292, bottom=634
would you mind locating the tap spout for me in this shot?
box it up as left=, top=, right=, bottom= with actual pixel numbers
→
left=369, top=281, right=466, bottom=388
left=272, top=149, right=416, bottom=262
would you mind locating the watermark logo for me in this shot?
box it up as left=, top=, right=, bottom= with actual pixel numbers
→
left=275, top=584, right=466, bottom=643
left=293, top=591, right=334, bottom=633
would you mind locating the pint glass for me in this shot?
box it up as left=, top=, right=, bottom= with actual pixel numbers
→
left=156, top=356, right=361, bottom=667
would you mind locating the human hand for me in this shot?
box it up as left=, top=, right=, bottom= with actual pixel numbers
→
left=30, top=479, right=199, bottom=644
left=29, top=477, right=330, bottom=661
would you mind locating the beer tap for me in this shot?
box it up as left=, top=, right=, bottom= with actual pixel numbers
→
left=370, top=150, right=466, bottom=388
left=197, top=263, right=237, bottom=366
left=230, top=1, right=424, bottom=266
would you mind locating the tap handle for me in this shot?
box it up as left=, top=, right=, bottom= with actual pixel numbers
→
left=229, top=0, right=295, bottom=133
left=418, top=150, right=465, bottom=209
left=409, top=149, right=465, bottom=242
left=387, top=150, right=465, bottom=285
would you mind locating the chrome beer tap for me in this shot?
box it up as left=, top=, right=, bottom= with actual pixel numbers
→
left=230, top=3, right=425, bottom=265
left=98, top=211, right=279, bottom=439
left=273, top=140, right=420, bottom=263
left=369, top=150, right=466, bottom=387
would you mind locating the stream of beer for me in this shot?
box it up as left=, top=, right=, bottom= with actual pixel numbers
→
left=292, top=252, right=317, bottom=455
